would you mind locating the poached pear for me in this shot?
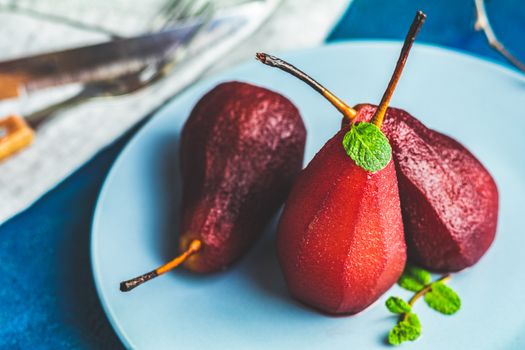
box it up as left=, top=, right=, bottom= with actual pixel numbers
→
left=259, top=11, right=427, bottom=314
left=349, top=104, right=499, bottom=272
left=276, top=129, right=406, bottom=314
left=120, top=81, right=306, bottom=291
left=179, top=81, right=306, bottom=273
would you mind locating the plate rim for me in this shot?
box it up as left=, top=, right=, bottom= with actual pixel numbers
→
left=90, top=40, right=525, bottom=349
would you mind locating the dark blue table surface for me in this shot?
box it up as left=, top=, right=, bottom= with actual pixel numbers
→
left=1, top=0, right=523, bottom=348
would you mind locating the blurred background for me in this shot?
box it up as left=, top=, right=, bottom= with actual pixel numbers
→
left=0, top=0, right=523, bottom=348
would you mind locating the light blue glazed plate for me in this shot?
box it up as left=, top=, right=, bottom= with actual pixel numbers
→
left=91, top=42, right=525, bottom=350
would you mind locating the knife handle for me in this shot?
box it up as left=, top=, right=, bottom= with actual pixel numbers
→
left=0, top=115, right=35, bottom=162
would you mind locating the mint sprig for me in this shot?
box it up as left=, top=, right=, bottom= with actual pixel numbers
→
left=385, top=264, right=461, bottom=346
left=342, top=122, right=392, bottom=172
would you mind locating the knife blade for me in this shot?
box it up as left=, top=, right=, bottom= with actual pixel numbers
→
left=0, top=21, right=202, bottom=100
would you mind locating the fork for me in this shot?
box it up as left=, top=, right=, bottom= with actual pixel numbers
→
left=26, top=59, right=176, bottom=129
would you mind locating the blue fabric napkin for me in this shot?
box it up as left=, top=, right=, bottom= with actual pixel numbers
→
left=1, top=0, right=523, bottom=348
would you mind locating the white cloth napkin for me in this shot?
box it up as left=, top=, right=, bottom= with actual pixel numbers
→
left=0, top=0, right=349, bottom=224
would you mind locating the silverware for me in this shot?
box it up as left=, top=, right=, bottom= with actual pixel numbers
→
left=0, top=58, right=178, bottom=161
left=0, top=0, right=260, bottom=161
left=0, top=22, right=202, bottom=100
left=25, top=59, right=174, bottom=129
left=21, top=9, right=250, bottom=128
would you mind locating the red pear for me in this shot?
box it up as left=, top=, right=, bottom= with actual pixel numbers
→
left=349, top=104, right=499, bottom=272
left=178, top=81, right=306, bottom=273
left=258, top=12, right=426, bottom=314
left=276, top=128, right=406, bottom=314
left=120, top=81, right=306, bottom=291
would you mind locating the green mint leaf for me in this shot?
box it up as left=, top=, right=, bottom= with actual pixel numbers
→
left=405, top=312, right=421, bottom=329
left=424, top=281, right=461, bottom=315
left=386, top=296, right=411, bottom=314
left=388, top=324, right=407, bottom=346
left=388, top=313, right=421, bottom=345
left=409, top=266, right=432, bottom=285
left=398, top=265, right=432, bottom=292
left=342, top=122, right=392, bottom=172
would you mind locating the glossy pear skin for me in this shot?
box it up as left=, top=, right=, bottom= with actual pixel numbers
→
left=277, top=128, right=406, bottom=315
left=179, top=81, right=306, bottom=273
left=349, top=104, right=499, bottom=272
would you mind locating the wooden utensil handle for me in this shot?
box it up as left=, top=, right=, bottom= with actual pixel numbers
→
left=0, top=115, right=34, bottom=162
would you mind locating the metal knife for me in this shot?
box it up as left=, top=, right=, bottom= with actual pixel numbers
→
left=0, top=12, right=249, bottom=162
left=0, top=22, right=202, bottom=100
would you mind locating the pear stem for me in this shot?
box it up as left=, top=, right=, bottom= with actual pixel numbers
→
left=256, top=53, right=357, bottom=121
left=401, top=274, right=451, bottom=322
left=371, top=11, right=426, bottom=129
left=120, top=239, right=202, bottom=292
left=407, top=274, right=451, bottom=307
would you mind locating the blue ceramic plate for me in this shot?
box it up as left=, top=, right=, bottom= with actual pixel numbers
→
left=92, top=42, right=525, bottom=349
